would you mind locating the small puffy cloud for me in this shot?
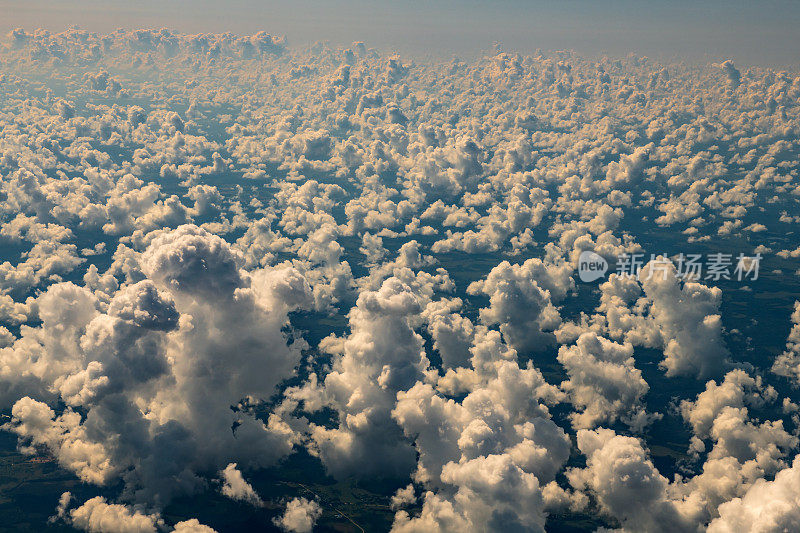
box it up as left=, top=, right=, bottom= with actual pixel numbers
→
left=714, top=60, right=741, bottom=88
left=274, top=497, right=322, bottom=533
left=68, top=496, right=161, bottom=533
left=390, top=484, right=416, bottom=510
left=558, top=332, right=656, bottom=431
left=56, top=493, right=216, bottom=533
left=172, top=519, right=218, bottom=533
left=467, top=258, right=571, bottom=353
left=569, top=429, right=696, bottom=531
left=707, top=456, right=800, bottom=533
left=772, top=301, right=800, bottom=385
left=219, top=463, right=264, bottom=507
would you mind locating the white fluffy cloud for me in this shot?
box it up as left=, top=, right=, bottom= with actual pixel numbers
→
left=467, top=258, right=572, bottom=353
left=287, top=277, right=425, bottom=479
left=219, top=463, right=264, bottom=507
left=772, top=301, right=800, bottom=384
left=558, top=332, right=656, bottom=431
left=588, top=259, right=731, bottom=379
left=55, top=493, right=217, bottom=533
left=2, top=224, right=309, bottom=506
left=568, top=429, right=696, bottom=531
left=68, top=496, right=162, bottom=533
left=274, top=497, right=322, bottom=533
left=708, top=456, right=800, bottom=533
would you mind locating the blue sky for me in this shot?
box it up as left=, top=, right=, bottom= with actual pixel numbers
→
left=2, top=0, right=799, bottom=66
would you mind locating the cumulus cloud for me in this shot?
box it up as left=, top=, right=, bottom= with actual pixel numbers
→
left=467, top=258, right=571, bottom=353
left=707, top=456, right=800, bottom=532
left=586, top=259, right=731, bottom=380
left=286, top=277, right=425, bottom=479
left=69, top=496, right=162, bottom=533
left=2, top=224, right=309, bottom=506
left=219, top=463, right=264, bottom=507
left=54, top=493, right=217, bottom=533
left=772, top=301, right=800, bottom=384
left=558, top=332, right=657, bottom=431
left=274, top=497, right=322, bottom=533
left=568, top=429, right=696, bottom=531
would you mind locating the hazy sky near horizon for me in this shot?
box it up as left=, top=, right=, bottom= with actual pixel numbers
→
left=1, top=0, right=799, bottom=66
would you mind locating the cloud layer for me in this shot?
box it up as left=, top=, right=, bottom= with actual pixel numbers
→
left=0, top=26, right=799, bottom=533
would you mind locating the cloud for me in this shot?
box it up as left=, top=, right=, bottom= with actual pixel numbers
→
left=714, top=60, right=741, bottom=88
left=639, top=258, right=730, bottom=378
left=274, top=497, right=322, bottom=533
left=558, top=332, right=657, bottom=431
left=288, top=277, right=424, bottom=479
left=392, top=454, right=548, bottom=533
left=568, top=428, right=696, bottom=531
left=588, top=259, right=731, bottom=380
left=772, top=301, right=800, bottom=385
left=55, top=493, right=217, bottom=533
left=67, top=495, right=161, bottom=533
left=1, top=224, right=309, bottom=506
left=467, top=258, right=571, bottom=353
left=707, top=456, right=800, bottom=533
left=140, top=224, right=244, bottom=298
left=219, top=463, right=264, bottom=507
